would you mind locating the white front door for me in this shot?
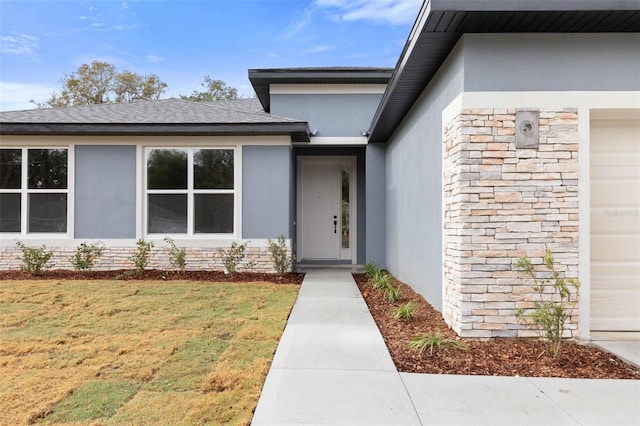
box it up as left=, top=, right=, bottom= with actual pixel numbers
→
left=298, top=157, right=355, bottom=262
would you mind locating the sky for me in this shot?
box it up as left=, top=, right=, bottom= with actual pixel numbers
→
left=0, top=0, right=422, bottom=111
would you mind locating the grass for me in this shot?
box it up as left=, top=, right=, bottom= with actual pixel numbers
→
left=0, top=279, right=299, bottom=425
left=409, top=329, right=470, bottom=356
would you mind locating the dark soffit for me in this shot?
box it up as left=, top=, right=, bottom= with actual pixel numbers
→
left=368, top=0, right=640, bottom=143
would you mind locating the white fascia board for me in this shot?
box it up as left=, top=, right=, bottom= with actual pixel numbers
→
left=459, top=91, right=640, bottom=110
left=294, top=136, right=368, bottom=146
left=270, top=84, right=387, bottom=95
left=0, top=135, right=293, bottom=146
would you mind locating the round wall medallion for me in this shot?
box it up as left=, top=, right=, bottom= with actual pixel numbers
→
left=520, top=120, right=535, bottom=136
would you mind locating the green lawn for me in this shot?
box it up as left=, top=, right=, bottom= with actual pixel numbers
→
left=0, top=279, right=299, bottom=425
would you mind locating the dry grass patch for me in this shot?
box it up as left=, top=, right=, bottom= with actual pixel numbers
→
left=0, top=279, right=299, bottom=425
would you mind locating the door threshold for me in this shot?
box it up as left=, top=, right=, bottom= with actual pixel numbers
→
left=295, top=263, right=365, bottom=273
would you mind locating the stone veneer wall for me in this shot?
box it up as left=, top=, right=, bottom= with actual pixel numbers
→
left=0, top=243, right=289, bottom=273
left=443, top=108, right=580, bottom=338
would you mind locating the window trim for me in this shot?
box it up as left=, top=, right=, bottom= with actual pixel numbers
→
left=0, top=146, right=72, bottom=237
left=143, top=146, right=240, bottom=238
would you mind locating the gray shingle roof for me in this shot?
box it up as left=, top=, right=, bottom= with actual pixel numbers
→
left=0, top=98, right=311, bottom=142
left=0, top=98, right=294, bottom=124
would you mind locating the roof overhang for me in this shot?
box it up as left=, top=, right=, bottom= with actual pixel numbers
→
left=368, top=0, right=640, bottom=143
left=0, top=122, right=312, bottom=142
left=248, top=67, right=393, bottom=113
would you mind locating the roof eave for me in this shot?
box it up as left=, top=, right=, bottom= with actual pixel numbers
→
left=0, top=122, right=312, bottom=142
left=248, top=68, right=394, bottom=112
left=367, top=1, right=640, bottom=143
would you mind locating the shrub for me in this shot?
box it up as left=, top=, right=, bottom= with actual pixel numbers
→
left=130, top=239, right=154, bottom=274
left=218, top=241, right=248, bottom=274
left=267, top=235, right=295, bottom=274
left=409, top=330, right=469, bottom=356
left=384, top=284, right=402, bottom=302
left=371, top=272, right=391, bottom=291
left=164, top=237, right=186, bottom=271
left=364, top=262, right=382, bottom=279
left=15, top=241, right=53, bottom=275
left=515, top=249, right=580, bottom=358
left=71, top=241, right=105, bottom=271
left=393, top=302, right=416, bottom=320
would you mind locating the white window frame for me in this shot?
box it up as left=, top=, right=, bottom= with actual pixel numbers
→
left=0, top=146, right=71, bottom=237
left=143, top=146, right=238, bottom=238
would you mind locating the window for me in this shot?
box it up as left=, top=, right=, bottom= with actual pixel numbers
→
left=146, top=148, right=235, bottom=235
left=0, top=148, right=68, bottom=233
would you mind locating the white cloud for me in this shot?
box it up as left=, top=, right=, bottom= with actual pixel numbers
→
left=307, top=45, right=334, bottom=54
left=315, top=0, right=421, bottom=25
left=145, top=54, right=166, bottom=64
left=0, top=81, right=57, bottom=112
left=279, top=6, right=316, bottom=40
left=0, top=33, right=39, bottom=57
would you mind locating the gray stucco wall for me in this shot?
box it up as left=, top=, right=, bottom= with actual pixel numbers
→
left=75, top=145, right=136, bottom=238
left=463, top=33, right=640, bottom=91
left=384, top=41, right=465, bottom=311
left=365, top=144, right=386, bottom=266
left=242, top=145, right=291, bottom=239
left=271, top=94, right=383, bottom=137
left=382, top=32, right=640, bottom=312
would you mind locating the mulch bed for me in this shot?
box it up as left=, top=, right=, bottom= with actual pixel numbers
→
left=353, top=273, right=640, bottom=379
left=0, top=269, right=304, bottom=284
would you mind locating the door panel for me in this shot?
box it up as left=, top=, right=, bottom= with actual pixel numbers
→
left=590, top=118, right=640, bottom=332
left=299, top=160, right=340, bottom=260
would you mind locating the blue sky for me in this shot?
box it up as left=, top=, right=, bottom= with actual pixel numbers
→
left=0, top=0, right=422, bottom=111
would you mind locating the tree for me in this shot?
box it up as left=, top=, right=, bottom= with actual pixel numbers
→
left=33, top=61, right=168, bottom=108
left=180, top=75, right=240, bottom=102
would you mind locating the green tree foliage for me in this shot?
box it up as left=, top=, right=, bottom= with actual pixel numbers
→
left=33, top=61, right=168, bottom=108
left=146, top=149, right=188, bottom=189
left=180, top=75, right=240, bottom=102
left=193, top=149, right=234, bottom=189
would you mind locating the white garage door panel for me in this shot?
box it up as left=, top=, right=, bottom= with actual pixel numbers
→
left=592, top=263, right=640, bottom=286
left=590, top=116, right=640, bottom=332
left=590, top=182, right=640, bottom=206
left=591, top=154, right=640, bottom=178
left=591, top=236, right=640, bottom=261
left=591, top=317, right=640, bottom=332
left=590, top=210, right=640, bottom=234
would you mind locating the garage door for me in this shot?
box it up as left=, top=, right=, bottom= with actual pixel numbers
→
left=590, top=114, right=640, bottom=332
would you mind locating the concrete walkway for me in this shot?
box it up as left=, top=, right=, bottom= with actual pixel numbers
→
left=252, top=270, right=640, bottom=425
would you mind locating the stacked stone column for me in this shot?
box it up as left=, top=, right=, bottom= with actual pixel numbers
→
left=443, top=108, right=579, bottom=338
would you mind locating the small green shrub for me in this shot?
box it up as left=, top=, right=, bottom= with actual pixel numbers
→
left=364, top=262, right=382, bottom=279
left=164, top=237, right=186, bottom=271
left=384, top=284, right=402, bottom=302
left=393, top=302, right=416, bottom=320
left=130, top=239, right=154, bottom=274
left=268, top=235, right=295, bottom=274
left=515, top=249, right=580, bottom=358
left=371, top=272, right=391, bottom=291
left=15, top=241, right=53, bottom=275
left=71, top=241, right=105, bottom=271
left=409, top=330, right=469, bottom=356
left=218, top=241, right=248, bottom=274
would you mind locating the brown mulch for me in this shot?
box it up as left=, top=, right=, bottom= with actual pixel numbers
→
left=0, top=269, right=304, bottom=284
left=354, top=273, right=640, bottom=379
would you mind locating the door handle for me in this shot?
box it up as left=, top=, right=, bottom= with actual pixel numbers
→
left=333, top=216, right=337, bottom=234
